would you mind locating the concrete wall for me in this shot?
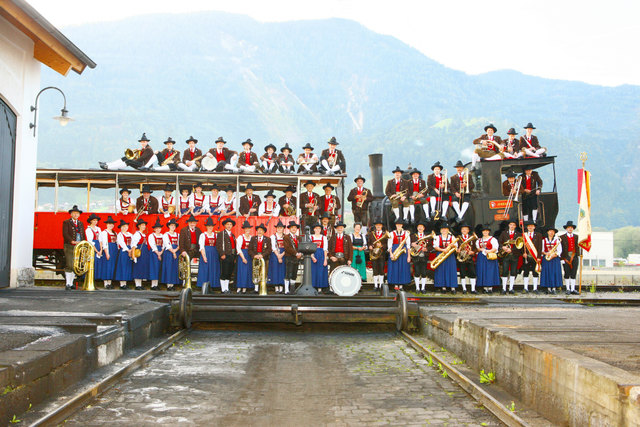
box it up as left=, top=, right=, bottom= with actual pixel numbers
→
left=0, top=15, right=41, bottom=287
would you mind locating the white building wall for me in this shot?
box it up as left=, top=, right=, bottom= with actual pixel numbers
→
left=0, top=15, right=41, bottom=287
left=581, top=231, right=614, bottom=268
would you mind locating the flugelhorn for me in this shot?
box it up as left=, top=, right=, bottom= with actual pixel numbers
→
left=356, top=189, right=368, bottom=208
left=125, top=148, right=141, bottom=160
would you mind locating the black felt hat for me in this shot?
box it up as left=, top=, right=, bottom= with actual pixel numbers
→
left=166, top=218, right=178, bottom=227
left=152, top=218, right=163, bottom=228
left=334, top=221, right=346, bottom=228
left=242, top=138, right=253, bottom=147
left=410, top=168, right=421, bottom=175
left=507, top=128, right=518, bottom=135
left=302, top=143, right=314, bottom=150
left=215, top=137, right=226, bottom=144
left=209, top=183, right=219, bottom=191
left=68, top=205, right=82, bottom=214
left=322, top=183, right=334, bottom=190
left=280, top=143, right=292, bottom=153
left=284, top=185, right=295, bottom=193
left=138, top=133, right=150, bottom=142
left=264, top=143, right=276, bottom=152
left=225, top=186, right=235, bottom=192
left=194, top=182, right=203, bottom=189
left=180, top=186, right=191, bottom=194
left=392, top=166, right=403, bottom=174
left=186, top=136, right=198, bottom=144
left=119, top=188, right=131, bottom=195
left=321, top=212, right=331, bottom=219
left=303, top=180, right=316, bottom=187
left=241, top=220, right=251, bottom=228
left=255, top=223, right=267, bottom=232
left=484, top=124, right=497, bottom=132
left=505, top=170, right=517, bottom=178
left=186, top=214, right=198, bottom=223
left=523, top=122, right=536, bottom=129
left=454, top=160, right=465, bottom=168
left=104, top=216, right=117, bottom=224
left=87, top=213, right=100, bottom=222
left=545, top=225, right=558, bottom=234
left=563, top=220, right=577, bottom=229
left=441, top=222, right=453, bottom=230
left=431, top=161, right=443, bottom=171
left=136, top=218, right=147, bottom=227
left=288, top=222, right=299, bottom=229
left=459, top=222, right=471, bottom=229
left=524, top=220, right=536, bottom=227
left=264, top=190, right=276, bottom=198
left=416, top=218, right=429, bottom=228
left=311, top=222, right=322, bottom=230
left=506, top=218, right=518, bottom=226
left=163, top=137, right=175, bottom=145
left=117, top=219, right=129, bottom=228
left=141, top=184, right=152, bottom=193
left=328, top=136, right=339, bottom=145
left=275, top=220, right=285, bottom=228
left=223, top=218, right=237, bottom=226
left=204, top=217, right=215, bottom=227
left=373, top=218, right=384, bottom=225
left=163, top=183, right=174, bottom=192
left=353, top=175, right=366, bottom=183
left=244, top=183, right=255, bottom=191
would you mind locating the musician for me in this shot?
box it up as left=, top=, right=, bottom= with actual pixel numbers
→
left=404, top=168, right=427, bottom=224
left=456, top=223, right=477, bottom=294
left=207, top=184, right=223, bottom=216
left=320, top=212, right=334, bottom=240
left=427, top=162, right=449, bottom=221
left=148, top=218, right=164, bottom=291
left=278, top=143, right=296, bottom=174
left=179, top=136, right=203, bottom=172
left=248, top=223, right=273, bottom=293
left=260, top=143, right=279, bottom=174
left=238, top=183, right=261, bottom=217
left=472, top=124, right=504, bottom=167
left=520, top=123, right=546, bottom=158
left=410, top=220, right=431, bottom=293
left=153, top=137, right=181, bottom=171
left=258, top=190, right=281, bottom=217
left=347, top=175, right=373, bottom=229
left=116, top=188, right=133, bottom=215
left=475, top=224, right=500, bottom=293
left=502, top=170, right=523, bottom=197
left=136, top=185, right=159, bottom=215
left=205, top=136, right=239, bottom=173
left=385, top=166, right=406, bottom=221
left=217, top=218, right=237, bottom=294
left=387, top=219, right=411, bottom=291
left=351, top=223, right=367, bottom=283
left=520, top=168, right=543, bottom=223
left=97, top=216, right=118, bottom=290
left=450, top=160, right=474, bottom=223
left=222, top=186, right=238, bottom=216
left=283, top=222, right=303, bottom=294
left=179, top=214, right=202, bottom=261
left=235, top=220, right=253, bottom=294
left=197, top=217, right=221, bottom=294
left=158, top=184, right=176, bottom=218
left=278, top=185, right=297, bottom=217
left=237, top=139, right=260, bottom=173
left=319, top=183, right=340, bottom=224
left=433, top=222, right=458, bottom=293
left=319, top=136, right=346, bottom=175
left=368, top=219, right=388, bottom=290
left=131, top=219, right=150, bottom=291
left=498, top=219, right=522, bottom=295
left=62, top=205, right=84, bottom=290
left=503, top=128, right=522, bottom=159
left=297, top=143, right=319, bottom=174
left=114, top=219, right=133, bottom=290
left=328, top=222, right=353, bottom=280
left=560, top=220, right=581, bottom=295
left=178, top=187, right=192, bottom=218
left=99, top=132, right=155, bottom=171
left=189, top=182, right=208, bottom=216
left=310, top=222, right=330, bottom=291
left=300, top=180, right=319, bottom=226
left=269, top=221, right=287, bottom=294
left=540, top=226, right=563, bottom=294
left=521, top=220, right=543, bottom=293
left=85, top=213, right=102, bottom=276
left=161, top=218, right=180, bottom=291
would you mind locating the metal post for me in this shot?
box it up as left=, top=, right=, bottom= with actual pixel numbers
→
left=578, top=254, right=583, bottom=294
left=87, top=183, right=91, bottom=212
left=54, top=172, right=59, bottom=212
left=115, top=173, right=119, bottom=212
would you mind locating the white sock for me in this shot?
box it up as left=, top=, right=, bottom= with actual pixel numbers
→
left=461, top=277, right=467, bottom=291
left=442, top=201, right=449, bottom=216
left=509, top=276, right=515, bottom=291
left=237, top=288, right=241, bottom=293
left=135, top=279, right=142, bottom=288
left=285, top=280, right=290, bottom=293
left=429, top=197, right=436, bottom=212
left=151, top=280, right=158, bottom=288
left=422, top=204, right=430, bottom=219
left=524, top=277, right=529, bottom=291
left=470, top=279, right=476, bottom=292
left=393, top=207, right=400, bottom=219
left=104, top=280, right=111, bottom=287
left=571, top=279, right=576, bottom=292
left=414, top=277, right=420, bottom=290
left=120, top=281, right=127, bottom=288
left=452, top=202, right=461, bottom=217
left=565, top=279, right=570, bottom=291
left=224, top=280, right=230, bottom=292
left=533, top=278, right=538, bottom=290
left=532, top=210, right=538, bottom=221
left=421, top=277, right=427, bottom=291
left=254, top=285, right=259, bottom=292
left=409, top=205, right=415, bottom=221
left=502, top=277, right=507, bottom=291
left=403, top=207, right=410, bottom=220
left=459, top=202, right=469, bottom=218
left=65, top=272, right=73, bottom=286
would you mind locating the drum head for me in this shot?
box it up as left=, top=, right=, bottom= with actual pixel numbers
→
left=201, top=157, right=218, bottom=171
left=329, top=265, right=362, bottom=296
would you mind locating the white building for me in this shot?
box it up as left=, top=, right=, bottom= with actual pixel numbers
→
left=0, top=0, right=94, bottom=287
left=580, top=231, right=614, bottom=268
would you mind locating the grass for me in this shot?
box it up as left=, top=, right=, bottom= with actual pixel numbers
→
left=480, top=369, right=496, bottom=384
left=9, top=415, right=20, bottom=424
left=508, top=401, right=516, bottom=412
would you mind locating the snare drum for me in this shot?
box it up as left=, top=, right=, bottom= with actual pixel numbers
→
left=329, top=265, right=362, bottom=296
left=201, top=156, right=218, bottom=171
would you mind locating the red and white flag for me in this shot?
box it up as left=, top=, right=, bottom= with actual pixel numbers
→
left=576, top=168, right=591, bottom=252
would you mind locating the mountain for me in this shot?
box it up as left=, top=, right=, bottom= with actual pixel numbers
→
left=35, top=12, right=640, bottom=229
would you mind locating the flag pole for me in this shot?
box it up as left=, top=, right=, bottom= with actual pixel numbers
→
left=578, top=152, right=587, bottom=295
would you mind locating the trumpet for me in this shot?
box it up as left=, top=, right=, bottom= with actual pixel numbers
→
left=390, top=232, right=410, bottom=261
left=125, top=148, right=141, bottom=160
left=307, top=198, right=317, bottom=216
left=498, top=236, right=524, bottom=258
left=370, top=231, right=390, bottom=260
left=252, top=257, right=267, bottom=296
left=356, top=189, right=368, bottom=209
left=179, top=252, right=191, bottom=289
left=73, top=241, right=96, bottom=291
left=456, top=233, right=478, bottom=262
left=389, top=189, right=407, bottom=203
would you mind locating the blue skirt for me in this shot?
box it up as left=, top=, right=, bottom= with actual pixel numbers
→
left=180, top=207, right=190, bottom=216
left=114, top=249, right=132, bottom=281
left=132, top=245, right=150, bottom=279
left=388, top=244, right=411, bottom=285
left=197, top=246, right=221, bottom=288
left=311, top=247, right=329, bottom=288
left=161, top=244, right=180, bottom=285
left=148, top=249, right=162, bottom=281
left=236, top=249, right=253, bottom=288
left=540, top=257, right=563, bottom=288
left=434, top=252, right=458, bottom=288
left=268, top=252, right=285, bottom=285
left=97, top=242, right=117, bottom=281
left=476, top=253, right=500, bottom=287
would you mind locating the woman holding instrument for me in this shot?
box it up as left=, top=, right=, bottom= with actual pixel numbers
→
left=433, top=222, right=458, bottom=293
left=540, top=226, right=563, bottom=294
left=475, top=225, right=500, bottom=293
left=350, top=223, right=367, bottom=282
left=387, top=219, right=411, bottom=291
left=310, top=223, right=329, bottom=291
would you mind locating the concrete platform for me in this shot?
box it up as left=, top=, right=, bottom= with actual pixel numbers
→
left=0, top=288, right=172, bottom=424
left=417, top=297, right=640, bottom=426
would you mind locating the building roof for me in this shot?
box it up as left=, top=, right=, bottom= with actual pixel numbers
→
left=0, top=0, right=95, bottom=75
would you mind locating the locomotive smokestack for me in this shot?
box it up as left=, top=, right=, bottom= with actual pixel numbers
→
left=368, top=153, right=384, bottom=199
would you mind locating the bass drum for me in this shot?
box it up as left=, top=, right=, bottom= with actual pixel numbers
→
left=329, top=265, right=362, bottom=296
left=200, top=156, right=218, bottom=171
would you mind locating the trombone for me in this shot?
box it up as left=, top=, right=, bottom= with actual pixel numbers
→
left=433, top=169, right=448, bottom=220
left=502, top=176, right=522, bottom=219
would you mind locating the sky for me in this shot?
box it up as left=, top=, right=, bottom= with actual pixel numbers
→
left=28, top=0, right=640, bottom=87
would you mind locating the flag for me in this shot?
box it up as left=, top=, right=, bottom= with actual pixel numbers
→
left=577, top=168, right=591, bottom=251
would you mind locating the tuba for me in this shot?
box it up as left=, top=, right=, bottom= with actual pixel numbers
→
left=73, top=241, right=96, bottom=291
left=370, top=231, right=390, bottom=260
left=430, top=236, right=462, bottom=269
left=252, top=257, right=267, bottom=296
left=125, top=148, right=141, bottom=160
left=456, top=233, right=478, bottom=262
left=178, top=252, right=191, bottom=289
left=390, top=232, right=410, bottom=261
left=409, top=231, right=436, bottom=257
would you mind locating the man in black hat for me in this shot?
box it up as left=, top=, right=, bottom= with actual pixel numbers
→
left=116, top=188, right=133, bottom=215
left=320, top=212, right=334, bottom=240
left=278, top=143, right=295, bottom=174
left=456, top=223, right=477, bottom=294
left=520, top=167, right=543, bottom=223
left=179, top=214, right=202, bottom=261
left=204, top=137, right=239, bottom=173
left=385, top=166, right=407, bottom=220
left=216, top=218, right=237, bottom=293
left=237, top=139, right=260, bottom=173
left=450, top=160, right=474, bottom=223
left=521, top=220, right=542, bottom=293
left=410, top=219, right=432, bottom=292
left=260, top=144, right=279, bottom=174
left=405, top=168, right=428, bottom=223
left=319, top=183, right=340, bottom=225
left=153, top=137, right=181, bottom=171
left=427, top=162, right=449, bottom=221
left=319, top=136, right=346, bottom=175
left=136, top=185, right=159, bottom=215
left=300, top=180, right=319, bottom=227
left=503, top=128, right=522, bottom=159
left=100, top=133, right=156, bottom=171
left=278, top=185, right=297, bottom=217
left=328, top=221, right=353, bottom=275
left=560, top=220, right=581, bottom=295
left=179, top=136, right=203, bottom=172
left=238, top=183, right=261, bottom=217
left=248, top=223, right=272, bottom=293
left=258, top=190, right=280, bottom=217
left=498, top=219, right=523, bottom=294
left=502, top=170, right=523, bottom=197
left=297, top=143, right=319, bottom=174
left=283, top=222, right=302, bottom=294
left=368, top=218, right=388, bottom=289
left=520, top=123, right=546, bottom=158
left=158, top=183, right=176, bottom=218
left=62, top=205, right=84, bottom=290
left=347, top=175, right=373, bottom=230
left=472, top=124, right=504, bottom=167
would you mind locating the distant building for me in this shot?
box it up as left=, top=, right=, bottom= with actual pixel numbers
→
left=627, top=254, right=640, bottom=266
left=580, top=231, right=614, bottom=268
left=0, top=0, right=94, bottom=287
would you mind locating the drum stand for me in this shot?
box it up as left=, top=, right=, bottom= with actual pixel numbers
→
left=295, top=227, right=319, bottom=296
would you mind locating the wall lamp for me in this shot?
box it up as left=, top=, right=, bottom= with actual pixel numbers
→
left=29, top=86, right=74, bottom=137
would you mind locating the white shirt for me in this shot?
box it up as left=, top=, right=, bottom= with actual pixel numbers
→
left=162, top=231, right=178, bottom=250
left=475, top=236, right=498, bottom=252
left=189, top=193, right=209, bottom=209
left=435, top=234, right=457, bottom=250
left=271, top=233, right=285, bottom=255
left=85, top=226, right=101, bottom=244
left=545, top=237, right=563, bottom=257
left=131, top=230, right=147, bottom=248
left=99, top=229, right=116, bottom=256
left=117, top=231, right=132, bottom=252
left=259, top=200, right=281, bottom=216
left=387, top=231, right=411, bottom=250
left=237, top=235, right=250, bottom=251
left=115, top=198, right=131, bottom=212
left=199, top=231, right=217, bottom=251
left=223, top=195, right=237, bottom=213
left=311, top=235, right=328, bottom=252
left=350, top=233, right=367, bottom=247
left=148, top=233, right=164, bottom=253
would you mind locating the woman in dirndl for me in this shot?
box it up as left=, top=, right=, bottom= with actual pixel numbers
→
left=351, top=223, right=367, bottom=281
left=475, top=224, right=500, bottom=293
left=114, top=220, right=133, bottom=289
left=310, top=223, right=329, bottom=290
left=387, top=219, right=411, bottom=291
left=433, top=222, right=458, bottom=293
left=540, top=226, right=563, bottom=294
left=85, top=213, right=102, bottom=278
left=148, top=218, right=164, bottom=290
left=131, top=219, right=150, bottom=290
left=236, top=220, right=254, bottom=293
left=161, top=219, right=180, bottom=290
left=197, top=217, right=221, bottom=293
left=268, top=220, right=286, bottom=294
left=98, top=216, right=118, bottom=289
